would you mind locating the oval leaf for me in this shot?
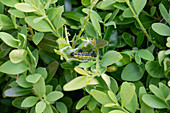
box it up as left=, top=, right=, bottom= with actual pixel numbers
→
left=35, top=101, right=46, bottom=113
left=15, top=3, right=36, bottom=12
left=100, top=51, right=122, bottom=67
left=21, top=96, right=39, bottom=107
left=9, top=49, right=27, bottom=63
left=76, top=95, right=91, bottom=110
left=0, top=32, right=18, bottom=48
left=145, top=61, right=164, bottom=78
left=142, top=94, right=168, bottom=109
left=25, top=16, right=53, bottom=32
left=46, top=91, right=63, bottom=102
left=138, top=49, right=154, bottom=61
left=152, top=23, right=170, bottom=36
left=0, top=61, right=28, bottom=74
left=121, top=62, right=145, bottom=81
left=63, top=76, right=93, bottom=91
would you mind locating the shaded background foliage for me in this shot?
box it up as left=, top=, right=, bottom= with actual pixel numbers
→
left=0, top=0, right=170, bottom=113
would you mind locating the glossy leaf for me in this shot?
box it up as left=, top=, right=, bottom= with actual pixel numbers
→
left=4, top=87, right=31, bottom=97
left=8, top=8, right=25, bottom=18
left=122, top=32, right=134, bottom=47
left=17, top=75, right=32, bottom=88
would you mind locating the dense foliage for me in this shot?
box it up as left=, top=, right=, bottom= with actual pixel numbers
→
left=0, top=0, right=170, bottom=113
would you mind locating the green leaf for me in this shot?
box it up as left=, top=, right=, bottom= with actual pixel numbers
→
left=0, top=60, right=28, bottom=74
left=138, top=49, right=154, bottom=61
left=83, top=8, right=102, bottom=22
left=52, top=6, right=65, bottom=31
left=0, top=32, right=18, bottom=48
left=108, top=91, right=117, bottom=103
left=96, top=0, right=115, bottom=10
left=141, top=102, right=154, bottom=113
left=159, top=3, right=170, bottom=25
left=109, top=110, right=125, bottom=113
left=152, top=23, right=170, bottom=36
left=63, top=11, right=84, bottom=22
left=90, top=89, right=113, bottom=105
left=9, top=49, right=27, bottom=63
left=122, top=8, right=133, bottom=18
left=25, top=16, right=53, bottom=32
left=8, top=8, right=26, bottom=18
left=81, top=0, right=91, bottom=6
left=46, top=91, right=63, bottom=102
left=121, top=62, right=145, bottom=81
left=21, top=96, right=39, bottom=107
left=34, top=77, right=46, bottom=98
left=80, top=18, right=98, bottom=37
left=76, top=95, right=91, bottom=110
left=35, top=67, right=48, bottom=80
left=145, top=61, right=164, bottom=78
left=32, top=32, right=44, bottom=45
left=149, top=84, right=164, bottom=100
left=56, top=102, right=68, bottom=113
left=0, top=14, right=14, bottom=30
left=87, top=97, right=97, bottom=111
left=116, top=53, right=131, bottom=67
left=100, top=51, right=122, bottom=67
left=4, top=87, right=31, bottom=97
left=26, top=74, right=41, bottom=83
left=15, top=3, right=36, bottom=12
left=17, top=75, right=32, bottom=88
left=43, top=104, right=53, bottom=113
left=120, top=82, right=135, bottom=106
left=142, top=94, right=168, bottom=109
left=115, top=0, right=125, bottom=2
left=133, top=0, right=147, bottom=15
left=150, top=6, right=156, bottom=16
left=63, top=76, right=93, bottom=91
left=90, top=14, right=101, bottom=36
left=0, top=0, right=19, bottom=7
left=12, top=97, right=26, bottom=109
left=136, top=31, right=144, bottom=47
left=122, top=32, right=134, bottom=47
left=46, top=61, right=59, bottom=83
left=74, top=67, right=88, bottom=76
left=35, top=101, right=46, bottom=113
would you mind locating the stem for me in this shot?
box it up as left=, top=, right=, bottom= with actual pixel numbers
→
left=116, top=103, right=129, bottom=113
left=32, top=4, right=61, bottom=38
left=45, top=17, right=61, bottom=38
left=25, top=59, right=34, bottom=74
left=72, top=0, right=98, bottom=48
left=125, top=0, right=164, bottom=49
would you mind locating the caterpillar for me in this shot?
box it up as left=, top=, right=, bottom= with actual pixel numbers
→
left=70, top=49, right=96, bottom=61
